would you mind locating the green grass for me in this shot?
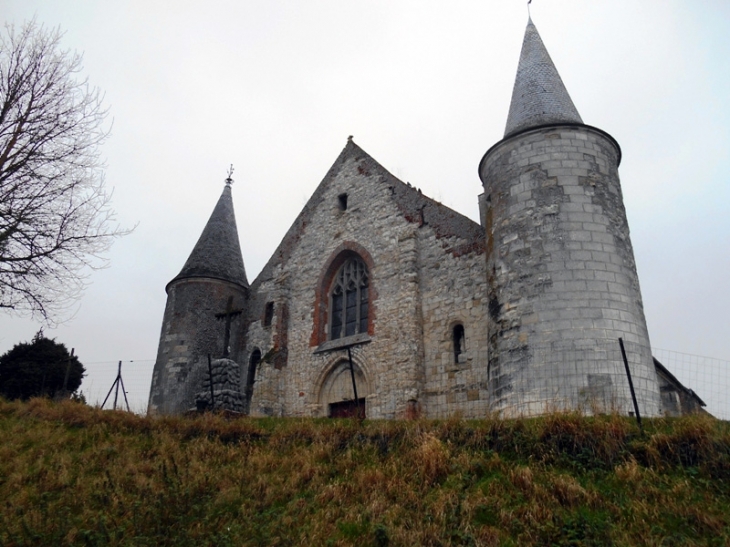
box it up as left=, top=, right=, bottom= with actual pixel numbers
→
left=1, top=398, right=729, bottom=546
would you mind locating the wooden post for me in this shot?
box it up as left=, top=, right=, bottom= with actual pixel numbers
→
left=347, top=346, right=361, bottom=419
left=113, top=360, right=121, bottom=410
left=118, top=364, right=131, bottom=412
left=619, top=338, right=643, bottom=433
left=101, top=361, right=130, bottom=412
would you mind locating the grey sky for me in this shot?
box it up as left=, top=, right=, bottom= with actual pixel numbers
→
left=1, top=1, right=729, bottom=411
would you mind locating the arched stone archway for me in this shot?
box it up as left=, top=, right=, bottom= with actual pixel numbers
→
left=317, top=358, right=371, bottom=418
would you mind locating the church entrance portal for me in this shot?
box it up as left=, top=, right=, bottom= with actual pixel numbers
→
left=318, top=359, right=370, bottom=418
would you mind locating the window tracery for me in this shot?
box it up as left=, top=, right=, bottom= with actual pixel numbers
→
left=330, top=257, right=369, bottom=339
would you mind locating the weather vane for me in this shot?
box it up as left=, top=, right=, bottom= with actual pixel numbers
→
left=528, top=0, right=533, bottom=16
left=225, top=164, right=234, bottom=186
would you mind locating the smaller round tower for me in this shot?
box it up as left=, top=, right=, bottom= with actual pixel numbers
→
left=148, top=181, right=249, bottom=415
left=479, top=19, right=661, bottom=417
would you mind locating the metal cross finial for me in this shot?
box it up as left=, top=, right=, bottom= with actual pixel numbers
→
left=528, top=0, right=532, bottom=17
left=225, top=164, right=235, bottom=186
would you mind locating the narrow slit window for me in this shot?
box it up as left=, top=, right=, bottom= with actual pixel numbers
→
left=453, top=324, right=465, bottom=363
left=264, top=302, right=274, bottom=327
left=338, top=193, right=348, bottom=211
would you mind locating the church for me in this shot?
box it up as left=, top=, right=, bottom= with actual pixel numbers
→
left=148, top=19, right=703, bottom=419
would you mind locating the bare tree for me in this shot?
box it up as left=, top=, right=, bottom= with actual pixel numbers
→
left=0, top=20, right=127, bottom=324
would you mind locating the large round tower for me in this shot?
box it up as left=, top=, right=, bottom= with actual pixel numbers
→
left=148, top=181, right=249, bottom=414
left=479, top=19, right=661, bottom=417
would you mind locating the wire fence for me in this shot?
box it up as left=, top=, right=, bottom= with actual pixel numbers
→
left=77, top=346, right=729, bottom=420
left=79, top=359, right=153, bottom=414
left=487, top=338, right=658, bottom=419
left=652, top=348, right=730, bottom=421
left=484, top=339, right=729, bottom=421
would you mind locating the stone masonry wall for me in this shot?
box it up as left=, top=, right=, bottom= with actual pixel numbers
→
left=248, top=153, right=423, bottom=418
left=419, top=230, right=490, bottom=418
left=149, top=278, right=247, bottom=414
left=244, top=143, right=489, bottom=419
left=479, top=125, right=661, bottom=417
left=244, top=273, right=288, bottom=417
left=196, top=358, right=245, bottom=413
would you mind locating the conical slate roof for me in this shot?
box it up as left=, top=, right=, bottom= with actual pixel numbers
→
left=504, top=18, right=583, bottom=138
left=168, top=183, right=249, bottom=289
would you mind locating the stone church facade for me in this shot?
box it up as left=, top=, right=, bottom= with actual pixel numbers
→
left=148, top=19, right=702, bottom=419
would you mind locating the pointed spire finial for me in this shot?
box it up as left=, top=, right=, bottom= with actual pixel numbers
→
left=503, top=17, right=582, bottom=138
left=169, top=177, right=249, bottom=289
left=225, top=164, right=234, bottom=186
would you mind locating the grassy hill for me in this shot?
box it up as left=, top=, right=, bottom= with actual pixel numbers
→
left=1, top=398, right=729, bottom=546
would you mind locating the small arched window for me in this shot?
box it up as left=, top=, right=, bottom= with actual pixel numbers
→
left=453, top=324, right=465, bottom=363
left=330, top=257, right=369, bottom=340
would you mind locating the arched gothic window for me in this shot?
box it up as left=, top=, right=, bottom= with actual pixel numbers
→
left=330, top=257, right=369, bottom=340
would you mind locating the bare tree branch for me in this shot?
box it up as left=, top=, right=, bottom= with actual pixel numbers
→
left=0, top=19, right=129, bottom=325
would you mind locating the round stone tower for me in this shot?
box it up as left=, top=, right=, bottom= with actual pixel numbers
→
left=479, top=19, right=661, bottom=417
left=148, top=181, right=249, bottom=415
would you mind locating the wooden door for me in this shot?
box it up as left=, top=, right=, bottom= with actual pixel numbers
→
left=329, top=399, right=365, bottom=418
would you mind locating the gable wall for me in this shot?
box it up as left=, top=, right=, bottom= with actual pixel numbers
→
left=239, top=144, right=491, bottom=419
left=245, top=152, right=428, bottom=418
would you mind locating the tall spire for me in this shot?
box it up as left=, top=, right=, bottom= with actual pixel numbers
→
left=169, top=183, right=249, bottom=289
left=504, top=18, right=583, bottom=138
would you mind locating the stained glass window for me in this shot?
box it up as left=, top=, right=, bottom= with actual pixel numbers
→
left=330, top=257, right=369, bottom=340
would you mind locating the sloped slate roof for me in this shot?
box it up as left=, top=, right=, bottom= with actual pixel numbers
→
left=168, top=184, right=249, bottom=290
left=389, top=159, right=485, bottom=254
left=504, top=18, right=583, bottom=138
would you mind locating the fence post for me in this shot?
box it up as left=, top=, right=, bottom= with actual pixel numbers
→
left=101, top=361, right=130, bottom=412
left=619, top=338, right=643, bottom=433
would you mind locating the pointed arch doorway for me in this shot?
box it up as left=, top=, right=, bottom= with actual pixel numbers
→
left=318, top=358, right=371, bottom=418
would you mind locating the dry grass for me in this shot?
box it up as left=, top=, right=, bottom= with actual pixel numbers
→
left=0, top=397, right=729, bottom=546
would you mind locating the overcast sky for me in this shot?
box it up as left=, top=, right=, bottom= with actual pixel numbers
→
left=2, top=1, right=729, bottom=412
